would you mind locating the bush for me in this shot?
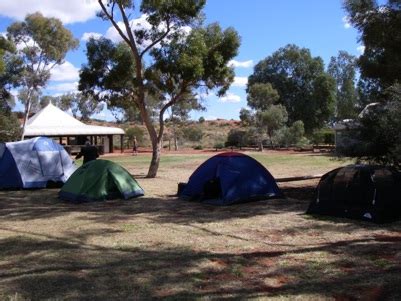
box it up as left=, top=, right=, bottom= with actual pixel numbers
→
left=198, top=116, right=205, bottom=123
left=274, top=121, right=306, bottom=147
left=213, top=142, right=224, bottom=150
left=193, top=145, right=203, bottom=150
left=182, top=126, right=203, bottom=142
left=125, top=126, right=145, bottom=147
left=312, top=128, right=335, bottom=145
left=225, top=129, right=247, bottom=147
left=339, top=100, right=401, bottom=168
left=0, top=112, right=21, bottom=142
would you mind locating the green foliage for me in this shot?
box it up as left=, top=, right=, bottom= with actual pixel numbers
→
left=182, top=126, right=203, bottom=142
left=225, top=129, right=247, bottom=147
left=88, top=0, right=240, bottom=177
left=18, top=88, right=41, bottom=113
left=239, top=108, right=254, bottom=126
left=7, top=12, right=78, bottom=89
left=311, top=128, right=335, bottom=145
left=198, top=116, right=205, bottom=123
left=274, top=120, right=307, bottom=147
left=125, top=126, right=145, bottom=146
left=0, top=111, right=21, bottom=142
left=213, top=142, right=224, bottom=150
left=6, top=12, right=78, bottom=138
left=0, top=36, right=18, bottom=104
left=339, top=85, right=401, bottom=168
left=193, top=145, right=203, bottom=150
left=248, top=44, right=336, bottom=133
left=344, top=0, right=401, bottom=90
left=79, top=38, right=137, bottom=113
left=257, top=104, right=288, bottom=147
left=246, top=82, right=279, bottom=111
left=257, top=105, right=288, bottom=134
left=327, top=51, right=358, bottom=120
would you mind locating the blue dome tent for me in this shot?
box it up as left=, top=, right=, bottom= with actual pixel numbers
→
left=0, top=137, right=76, bottom=189
left=179, top=152, right=282, bottom=205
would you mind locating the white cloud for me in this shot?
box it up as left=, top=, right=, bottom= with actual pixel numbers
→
left=81, top=32, right=103, bottom=42
left=106, top=14, right=155, bottom=43
left=47, top=81, right=78, bottom=92
left=342, top=16, right=351, bottom=29
left=219, top=92, right=241, bottom=103
left=105, top=14, right=191, bottom=46
left=228, top=59, right=253, bottom=68
left=232, top=76, right=248, bottom=87
left=0, top=0, right=99, bottom=24
left=357, top=45, right=365, bottom=54
left=50, top=61, right=79, bottom=82
left=205, top=115, right=217, bottom=120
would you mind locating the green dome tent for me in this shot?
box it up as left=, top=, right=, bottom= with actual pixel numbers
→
left=59, top=160, right=144, bottom=202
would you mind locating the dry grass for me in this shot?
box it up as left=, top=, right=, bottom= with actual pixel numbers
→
left=0, top=151, right=401, bottom=300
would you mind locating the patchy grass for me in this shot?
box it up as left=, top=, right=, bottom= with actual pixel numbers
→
left=0, top=151, right=400, bottom=300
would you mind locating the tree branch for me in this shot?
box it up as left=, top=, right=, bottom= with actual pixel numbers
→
left=139, top=20, right=171, bottom=59
left=116, top=2, right=145, bottom=95
left=158, top=83, right=189, bottom=140
left=97, top=1, right=134, bottom=53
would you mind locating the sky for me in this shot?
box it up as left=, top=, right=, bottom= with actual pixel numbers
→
left=0, top=0, right=363, bottom=121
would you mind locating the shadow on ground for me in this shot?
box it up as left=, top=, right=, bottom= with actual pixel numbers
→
left=0, top=184, right=312, bottom=225
left=0, top=232, right=401, bottom=300
left=1, top=184, right=401, bottom=300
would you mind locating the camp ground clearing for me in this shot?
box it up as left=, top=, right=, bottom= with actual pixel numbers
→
left=1, top=150, right=401, bottom=300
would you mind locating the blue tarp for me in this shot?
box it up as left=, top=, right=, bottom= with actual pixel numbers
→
left=179, top=152, right=282, bottom=205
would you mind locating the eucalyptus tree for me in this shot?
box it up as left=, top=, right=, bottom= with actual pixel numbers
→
left=248, top=44, right=336, bottom=133
left=327, top=51, right=358, bottom=120
left=82, top=0, right=240, bottom=177
left=6, top=12, right=78, bottom=139
left=344, top=0, right=401, bottom=91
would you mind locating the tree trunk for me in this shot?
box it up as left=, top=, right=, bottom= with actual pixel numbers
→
left=21, top=94, right=32, bottom=141
left=137, top=100, right=162, bottom=178
left=174, top=134, right=178, bottom=151
left=268, top=131, right=274, bottom=149
left=147, top=135, right=162, bottom=178
left=258, top=140, right=264, bottom=152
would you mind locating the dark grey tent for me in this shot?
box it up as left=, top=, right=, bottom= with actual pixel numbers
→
left=307, top=165, right=401, bottom=223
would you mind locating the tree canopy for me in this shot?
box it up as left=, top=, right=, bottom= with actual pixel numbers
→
left=82, top=0, right=240, bottom=177
left=344, top=0, right=401, bottom=90
left=246, top=83, right=279, bottom=111
left=327, top=51, right=358, bottom=120
left=248, top=44, right=336, bottom=133
left=6, top=12, right=78, bottom=139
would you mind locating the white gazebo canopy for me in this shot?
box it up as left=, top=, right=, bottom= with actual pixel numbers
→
left=24, top=103, right=124, bottom=136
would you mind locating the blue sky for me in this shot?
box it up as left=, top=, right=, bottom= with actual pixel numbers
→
left=0, top=0, right=362, bottom=121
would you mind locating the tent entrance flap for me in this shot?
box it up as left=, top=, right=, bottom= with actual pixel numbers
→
left=203, top=178, right=221, bottom=200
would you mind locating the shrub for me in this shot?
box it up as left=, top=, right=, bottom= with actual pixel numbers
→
left=225, top=129, right=247, bottom=147
left=193, top=145, right=203, bottom=150
left=213, top=142, right=224, bottom=150
left=312, top=128, right=335, bottom=145
left=274, top=120, right=307, bottom=147
left=339, top=100, right=401, bottom=169
left=0, top=112, right=21, bottom=142
left=125, top=126, right=145, bottom=147
left=182, top=126, right=203, bottom=142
